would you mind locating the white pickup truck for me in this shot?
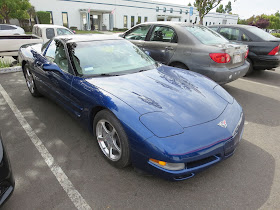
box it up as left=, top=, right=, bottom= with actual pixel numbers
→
left=0, top=24, right=74, bottom=59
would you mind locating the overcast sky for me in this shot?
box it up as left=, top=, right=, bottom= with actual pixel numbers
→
left=152, top=0, right=279, bottom=19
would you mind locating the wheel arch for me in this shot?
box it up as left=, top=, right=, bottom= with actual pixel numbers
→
left=169, top=61, right=189, bottom=69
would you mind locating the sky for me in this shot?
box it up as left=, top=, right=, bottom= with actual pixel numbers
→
left=152, top=0, right=280, bottom=19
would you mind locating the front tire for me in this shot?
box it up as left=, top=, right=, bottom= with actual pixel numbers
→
left=23, top=64, right=41, bottom=97
left=93, top=110, right=130, bottom=168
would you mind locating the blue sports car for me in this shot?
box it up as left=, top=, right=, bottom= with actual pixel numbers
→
left=18, top=35, right=244, bottom=181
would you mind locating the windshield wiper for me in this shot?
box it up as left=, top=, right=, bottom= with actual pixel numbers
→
left=98, top=73, right=120, bottom=77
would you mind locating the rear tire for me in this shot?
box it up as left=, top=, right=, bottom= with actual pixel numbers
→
left=93, top=110, right=130, bottom=168
left=23, top=64, right=42, bottom=97
left=245, top=58, right=254, bottom=76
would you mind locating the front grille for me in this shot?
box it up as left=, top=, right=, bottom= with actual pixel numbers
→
left=187, top=155, right=218, bottom=169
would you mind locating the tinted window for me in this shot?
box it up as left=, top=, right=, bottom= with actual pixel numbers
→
left=46, top=28, right=55, bottom=39
left=125, top=25, right=151, bottom=40
left=68, top=40, right=156, bottom=76
left=185, top=26, right=228, bottom=45
left=57, top=28, right=73, bottom=35
left=45, top=40, right=69, bottom=72
left=241, top=32, right=251, bottom=41
left=150, top=26, right=177, bottom=43
left=246, top=27, right=278, bottom=41
left=1, top=25, right=16, bottom=30
left=220, top=27, right=240, bottom=40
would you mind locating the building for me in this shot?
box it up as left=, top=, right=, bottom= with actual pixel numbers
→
left=28, top=0, right=238, bottom=30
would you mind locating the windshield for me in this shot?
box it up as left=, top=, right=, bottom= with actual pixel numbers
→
left=246, top=27, right=278, bottom=41
left=185, top=26, right=229, bottom=45
left=68, top=40, right=156, bottom=76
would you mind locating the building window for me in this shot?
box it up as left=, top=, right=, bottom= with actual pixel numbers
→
left=124, top=16, right=128, bottom=28
left=47, top=11, right=53, bottom=24
left=170, top=8, right=173, bottom=13
left=180, top=9, right=182, bottom=14
left=163, top=7, right=166, bottom=12
left=156, top=6, right=159, bottom=12
left=137, top=16, right=141, bottom=24
left=209, top=22, right=211, bottom=25
left=185, top=10, right=189, bottom=14
left=205, top=22, right=207, bottom=26
left=62, top=12, right=68, bottom=28
left=131, top=16, right=135, bottom=28
left=144, top=17, right=148, bottom=22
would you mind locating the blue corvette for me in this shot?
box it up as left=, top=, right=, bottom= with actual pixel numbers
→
left=19, top=35, right=244, bottom=181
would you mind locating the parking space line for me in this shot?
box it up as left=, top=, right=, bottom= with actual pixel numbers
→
left=239, top=78, right=280, bottom=89
left=0, top=84, right=92, bottom=210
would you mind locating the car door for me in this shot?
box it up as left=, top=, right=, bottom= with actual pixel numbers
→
left=123, top=25, right=151, bottom=49
left=143, top=25, right=178, bottom=64
left=35, top=40, right=74, bottom=107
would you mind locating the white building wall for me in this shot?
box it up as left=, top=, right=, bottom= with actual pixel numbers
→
left=29, top=0, right=238, bottom=30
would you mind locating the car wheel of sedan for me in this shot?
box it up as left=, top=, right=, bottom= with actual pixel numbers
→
left=23, top=65, right=41, bottom=97
left=94, top=110, right=130, bottom=168
left=245, top=58, right=254, bottom=76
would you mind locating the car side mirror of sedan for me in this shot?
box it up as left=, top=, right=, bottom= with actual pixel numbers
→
left=42, top=63, right=61, bottom=72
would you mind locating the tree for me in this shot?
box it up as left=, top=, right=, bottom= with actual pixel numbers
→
left=0, top=0, right=31, bottom=24
left=225, top=1, right=232, bottom=14
left=216, top=4, right=225, bottom=13
left=255, top=18, right=270, bottom=29
left=188, top=3, right=192, bottom=6
left=195, top=0, right=222, bottom=24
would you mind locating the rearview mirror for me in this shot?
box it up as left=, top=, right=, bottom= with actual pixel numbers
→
left=42, top=63, right=61, bottom=72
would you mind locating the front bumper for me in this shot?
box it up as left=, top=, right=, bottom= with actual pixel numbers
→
left=131, top=100, right=244, bottom=181
left=192, top=61, right=249, bottom=84
left=252, top=55, right=280, bottom=70
left=0, top=138, right=15, bottom=207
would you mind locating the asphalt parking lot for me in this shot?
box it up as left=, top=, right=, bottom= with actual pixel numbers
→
left=0, top=67, right=280, bottom=209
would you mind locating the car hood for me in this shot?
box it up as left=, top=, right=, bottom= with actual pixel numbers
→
left=86, top=65, right=229, bottom=128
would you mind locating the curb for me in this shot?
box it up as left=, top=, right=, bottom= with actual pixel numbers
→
left=0, top=66, right=22, bottom=74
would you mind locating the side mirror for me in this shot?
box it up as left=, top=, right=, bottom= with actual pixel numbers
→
left=42, top=63, right=61, bottom=72
left=118, top=33, right=124, bottom=38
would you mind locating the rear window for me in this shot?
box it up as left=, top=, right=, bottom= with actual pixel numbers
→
left=185, top=26, right=229, bottom=45
left=246, top=27, right=278, bottom=41
left=46, top=28, right=55, bottom=39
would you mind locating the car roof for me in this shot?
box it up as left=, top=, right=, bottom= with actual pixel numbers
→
left=55, top=34, right=123, bottom=43
left=33, top=24, right=69, bottom=29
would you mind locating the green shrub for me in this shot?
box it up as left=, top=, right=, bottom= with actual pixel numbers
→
left=271, top=33, right=280, bottom=38
left=70, top=26, right=78, bottom=31
left=0, top=60, right=11, bottom=68
left=36, top=11, right=51, bottom=24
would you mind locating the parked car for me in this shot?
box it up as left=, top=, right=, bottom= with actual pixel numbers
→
left=0, top=24, right=74, bottom=59
left=120, top=22, right=249, bottom=84
left=209, top=24, right=280, bottom=74
left=0, top=24, right=25, bottom=35
left=18, top=35, right=245, bottom=181
left=0, top=132, right=15, bottom=207
left=32, top=24, right=74, bottom=43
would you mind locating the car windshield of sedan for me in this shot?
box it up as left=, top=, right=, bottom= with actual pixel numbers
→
left=67, top=39, right=156, bottom=76
left=246, top=27, right=278, bottom=41
left=185, top=26, right=229, bottom=45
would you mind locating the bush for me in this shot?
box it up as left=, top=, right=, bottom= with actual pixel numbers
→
left=22, top=25, right=32, bottom=32
left=271, top=33, right=280, bottom=38
left=36, top=11, right=51, bottom=24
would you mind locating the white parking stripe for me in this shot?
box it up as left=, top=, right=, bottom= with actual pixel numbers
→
left=0, top=84, right=92, bottom=210
left=239, top=78, right=280, bottom=89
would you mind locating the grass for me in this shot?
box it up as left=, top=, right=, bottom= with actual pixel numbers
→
left=0, top=60, right=11, bottom=68
left=271, top=33, right=280, bottom=38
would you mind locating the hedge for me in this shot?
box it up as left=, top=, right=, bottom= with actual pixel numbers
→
left=36, top=11, right=51, bottom=24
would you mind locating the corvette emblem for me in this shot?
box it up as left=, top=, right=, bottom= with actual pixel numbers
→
left=218, top=120, right=227, bottom=128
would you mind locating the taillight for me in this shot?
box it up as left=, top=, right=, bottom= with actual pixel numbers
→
left=245, top=49, right=249, bottom=59
left=209, top=53, right=231, bottom=63
left=268, top=45, right=279, bottom=55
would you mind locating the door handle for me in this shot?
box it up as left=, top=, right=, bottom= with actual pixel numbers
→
left=165, top=46, right=174, bottom=51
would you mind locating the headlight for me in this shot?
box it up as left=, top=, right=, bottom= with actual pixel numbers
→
left=140, top=112, right=183, bottom=138
left=149, top=158, right=185, bottom=171
left=213, top=85, right=234, bottom=104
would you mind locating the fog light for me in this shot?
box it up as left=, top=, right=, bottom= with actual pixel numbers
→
left=149, top=158, right=185, bottom=171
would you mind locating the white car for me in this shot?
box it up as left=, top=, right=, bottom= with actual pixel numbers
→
left=0, top=24, right=25, bottom=35
left=32, top=24, right=74, bottom=43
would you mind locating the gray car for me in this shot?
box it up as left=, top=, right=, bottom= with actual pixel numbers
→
left=121, top=22, right=249, bottom=84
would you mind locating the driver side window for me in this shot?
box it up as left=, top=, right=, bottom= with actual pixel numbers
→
left=45, top=40, right=69, bottom=73
left=124, top=25, right=151, bottom=40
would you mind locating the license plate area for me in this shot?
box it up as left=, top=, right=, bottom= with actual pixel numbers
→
left=233, top=54, right=242, bottom=63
